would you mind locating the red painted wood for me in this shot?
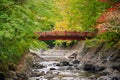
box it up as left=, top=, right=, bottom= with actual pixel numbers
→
left=38, top=36, right=87, bottom=40
left=35, top=31, right=95, bottom=40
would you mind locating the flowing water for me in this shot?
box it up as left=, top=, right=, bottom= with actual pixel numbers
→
left=28, top=49, right=95, bottom=80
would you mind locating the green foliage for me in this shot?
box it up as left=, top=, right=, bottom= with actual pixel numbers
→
left=85, top=39, right=99, bottom=47
left=0, top=0, right=60, bottom=71
left=97, top=31, right=120, bottom=47
left=69, top=0, right=110, bottom=31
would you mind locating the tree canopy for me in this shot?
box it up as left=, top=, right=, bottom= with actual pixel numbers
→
left=0, top=0, right=120, bottom=72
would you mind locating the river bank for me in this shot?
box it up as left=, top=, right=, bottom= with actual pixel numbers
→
left=73, top=41, right=120, bottom=79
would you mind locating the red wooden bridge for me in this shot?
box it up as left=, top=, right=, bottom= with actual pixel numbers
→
left=35, top=31, right=96, bottom=40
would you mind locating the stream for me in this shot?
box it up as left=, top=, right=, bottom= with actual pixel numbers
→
left=28, top=49, right=97, bottom=80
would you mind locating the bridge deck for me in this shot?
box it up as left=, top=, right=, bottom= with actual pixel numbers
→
left=35, top=31, right=95, bottom=40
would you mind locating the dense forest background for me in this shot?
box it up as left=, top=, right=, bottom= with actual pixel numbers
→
left=0, top=0, right=120, bottom=72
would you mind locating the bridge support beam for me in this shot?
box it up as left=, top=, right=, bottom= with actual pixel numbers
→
left=38, top=36, right=92, bottom=40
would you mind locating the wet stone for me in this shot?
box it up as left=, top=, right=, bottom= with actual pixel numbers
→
left=97, top=76, right=109, bottom=80
left=99, top=71, right=110, bottom=76
left=31, top=71, right=45, bottom=77
left=83, top=64, right=105, bottom=73
left=71, top=59, right=80, bottom=64
left=66, top=66, right=73, bottom=70
left=83, top=64, right=96, bottom=72
left=95, top=66, right=106, bottom=72
left=110, top=76, right=120, bottom=80
left=32, top=63, right=45, bottom=69
left=60, top=61, right=70, bottom=66
left=16, top=72, right=28, bottom=80
left=50, top=68, right=56, bottom=70
left=33, top=69, right=40, bottom=72
left=111, top=65, right=120, bottom=72
left=56, top=63, right=60, bottom=66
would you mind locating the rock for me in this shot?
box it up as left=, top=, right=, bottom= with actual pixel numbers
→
left=31, top=71, right=45, bottom=77
left=76, top=67, right=81, bottom=70
left=95, top=66, right=105, bottom=72
left=9, top=71, right=16, bottom=77
left=110, top=76, right=120, bottom=80
left=99, top=71, right=110, bottom=76
left=66, top=66, right=73, bottom=70
left=97, top=76, right=109, bottom=80
left=50, top=68, right=56, bottom=70
left=60, top=61, right=70, bottom=66
left=88, top=75, right=97, bottom=80
left=71, top=59, right=80, bottom=64
left=111, top=64, right=120, bottom=72
left=32, top=63, right=45, bottom=69
left=83, top=64, right=105, bottom=73
left=9, top=71, right=18, bottom=79
left=56, top=63, right=60, bottom=66
left=76, top=64, right=84, bottom=70
left=83, top=64, right=96, bottom=72
left=0, top=72, right=5, bottom=80
left=102, top=68, right=113, bottom=75
left=46, top=71, right=53, bottom=74
left=45, top=71, right=54, bottom=79
left=33, top=69, right=40, bottom=72
left=68, top=53, right=77, bottom=59
left=31, top=73, right=38, bottom=77
left=16, top=72, right=28, bottom=80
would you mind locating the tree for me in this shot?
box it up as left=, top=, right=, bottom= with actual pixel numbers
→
left=0, top=0, right=60, bottom=71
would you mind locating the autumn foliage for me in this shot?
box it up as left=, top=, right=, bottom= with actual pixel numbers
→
left=96, top=1, right=120, bottom=34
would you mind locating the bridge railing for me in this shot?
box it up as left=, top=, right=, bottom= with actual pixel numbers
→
left=35, top=31, right=95, bottom=37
